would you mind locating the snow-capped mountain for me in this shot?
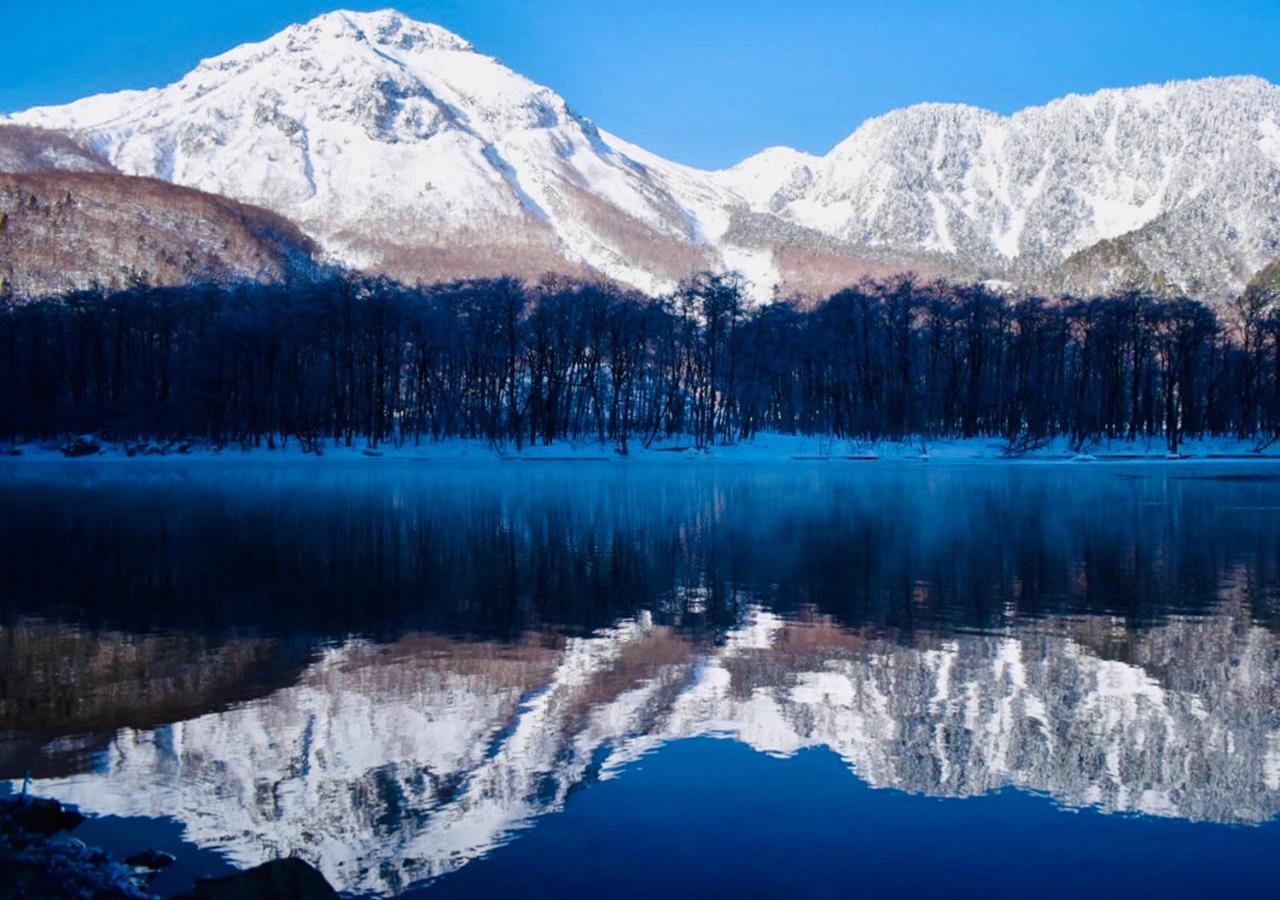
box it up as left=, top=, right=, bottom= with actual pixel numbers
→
left=5, top=9, right=1280, bottom=300
left=5, top=9, right=757, bottom=296
left=732, top=78, right=1280, bottom=298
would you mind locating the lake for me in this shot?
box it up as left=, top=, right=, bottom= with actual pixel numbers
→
left=2, top=460, right=1278, bottom=898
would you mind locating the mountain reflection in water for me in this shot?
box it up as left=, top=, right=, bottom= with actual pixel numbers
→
left=2, top=462, right=1279, bottom=896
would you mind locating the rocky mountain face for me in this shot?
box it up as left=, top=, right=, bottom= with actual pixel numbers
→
left=733, top=79, right=1280, bottom=300
left=9, top=9, right=1277, bottom=302
left=21, top=604, right=1280, bottom=896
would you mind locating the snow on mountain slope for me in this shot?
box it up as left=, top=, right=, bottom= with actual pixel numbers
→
left=716, top=146, right=820, bottom=211
left=730, top=77, right=1280, bottom=298
left=5, top=10, right=1280, bottom=301
left=6, top=10, right=745, bottom=294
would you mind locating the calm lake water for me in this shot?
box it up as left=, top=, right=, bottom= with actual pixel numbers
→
left=2, top=460, right=1279, bottom=898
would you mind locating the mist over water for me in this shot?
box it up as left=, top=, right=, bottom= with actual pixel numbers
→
left=2, top=461, right=1279, bottom=897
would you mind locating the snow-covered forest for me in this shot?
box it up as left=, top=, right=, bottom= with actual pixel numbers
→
left=3, top=272, right=1279, bottom=453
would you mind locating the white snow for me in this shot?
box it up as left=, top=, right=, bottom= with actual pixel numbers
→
left=714, top=145, right=819, bottom=209
left=6, top=432, right=1280, bottom=465
left=7, top=10, right=1278, bottom=300
left=1266, top=733, right=1280, bottom=791
left=1258, top=119, right=1280, bottom=167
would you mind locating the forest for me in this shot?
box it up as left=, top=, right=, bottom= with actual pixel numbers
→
left=2, top=271, right=1280, bottom=454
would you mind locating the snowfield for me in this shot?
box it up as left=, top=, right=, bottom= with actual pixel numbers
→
left=4, top=433, right=1280, bottom=464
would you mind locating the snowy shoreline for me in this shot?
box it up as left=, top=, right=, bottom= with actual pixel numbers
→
left=3, top=433, right=1280, bottom=465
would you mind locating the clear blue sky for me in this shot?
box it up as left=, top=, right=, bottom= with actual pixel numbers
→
left=4, top=1, right=1278, bottom=168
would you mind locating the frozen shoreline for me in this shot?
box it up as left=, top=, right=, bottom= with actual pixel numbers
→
left=3, top=433, right=1280, bottom=465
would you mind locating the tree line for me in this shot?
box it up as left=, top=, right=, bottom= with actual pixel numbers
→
left=3, top=272, right=1280, bottom=453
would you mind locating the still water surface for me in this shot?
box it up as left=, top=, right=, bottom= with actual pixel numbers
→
left=1, top=461, right=1279, bottom=897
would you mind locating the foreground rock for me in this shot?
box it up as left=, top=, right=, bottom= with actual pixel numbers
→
left=4, top=796, right=85, bottom=835
left=0, top=795, right=150, bottom=898
left=125, top=849, right=177, bottom=870
left=179, top=858, right=340, bottom=900
left=1, top=795, right=341, bottom=899
left=59, top=436, right=100, bottom=457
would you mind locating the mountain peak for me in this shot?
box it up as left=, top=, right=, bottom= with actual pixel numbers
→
left=189, top=8, right=475, bottom=75
left=301, top=9, right=475, bottom=53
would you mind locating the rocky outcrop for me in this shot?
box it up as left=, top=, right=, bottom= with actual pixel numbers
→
left=179, top=858, right=338, bottom=900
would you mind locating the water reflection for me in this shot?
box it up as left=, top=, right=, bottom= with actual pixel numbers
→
left=2, top=462, right=1280, bottom=895
left=5, top=464, right=1280, bottom=637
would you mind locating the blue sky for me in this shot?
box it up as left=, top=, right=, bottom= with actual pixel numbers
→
left=4, top=1, right=1278, bottom=168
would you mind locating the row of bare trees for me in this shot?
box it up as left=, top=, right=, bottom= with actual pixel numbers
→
left=3, top=272, right=1280, bottom=452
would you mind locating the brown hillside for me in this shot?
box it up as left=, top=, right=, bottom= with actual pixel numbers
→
left=0, top=171, right=318, bottom=299
left=0, top=124, right=116, bottom=174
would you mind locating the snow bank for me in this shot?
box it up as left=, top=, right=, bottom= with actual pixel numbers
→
left=3, top=433, right=1279, bottom=465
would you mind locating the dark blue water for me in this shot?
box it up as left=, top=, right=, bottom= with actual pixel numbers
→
left=422, top=740, right=1280, bottom=900
left=1, top=461, right=1278, bottom=898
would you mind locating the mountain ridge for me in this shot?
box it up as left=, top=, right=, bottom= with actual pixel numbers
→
left=4, top=9, right=1278, bottom=301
